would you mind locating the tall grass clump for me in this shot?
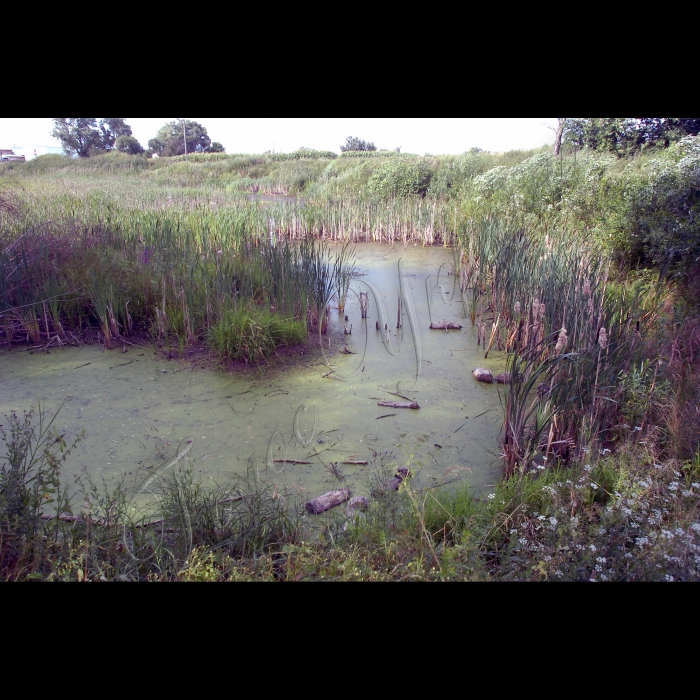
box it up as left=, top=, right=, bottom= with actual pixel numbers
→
left=208, top=306, right=306, bottom=365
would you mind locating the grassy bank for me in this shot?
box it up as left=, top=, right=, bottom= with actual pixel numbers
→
left=1, top=400, right=698, bottom=581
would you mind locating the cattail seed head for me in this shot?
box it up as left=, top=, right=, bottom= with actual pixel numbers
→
left=583, top=278, right=591, bottom=297
left=514, top=301, right=521, bottom=314
left=539, top=303, right=545, bottom=319
left=555, top=326, right=568, bottom=354
left=598, top=327, right=608, bottom=349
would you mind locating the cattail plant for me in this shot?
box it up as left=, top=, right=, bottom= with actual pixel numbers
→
left=458, top=216, right=654, bottom=476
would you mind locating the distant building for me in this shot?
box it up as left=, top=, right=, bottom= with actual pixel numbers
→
left=7, top=145, right=64, bottom=160
left=0, top=148, right=25, bottom=162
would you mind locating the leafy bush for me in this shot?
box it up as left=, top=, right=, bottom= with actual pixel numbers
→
left=602, top=136, right=700, bottom=283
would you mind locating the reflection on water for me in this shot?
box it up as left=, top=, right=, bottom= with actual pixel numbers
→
left=0, top=243, right=507, bottom=509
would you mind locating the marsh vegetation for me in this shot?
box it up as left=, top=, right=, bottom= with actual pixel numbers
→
left=1, top=132, right=699, bottom=580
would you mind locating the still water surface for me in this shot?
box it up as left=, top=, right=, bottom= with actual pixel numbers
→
left=0, top=243, right=507, bottom=510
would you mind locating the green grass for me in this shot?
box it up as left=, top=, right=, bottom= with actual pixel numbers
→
left=208, top=305, right=307, bottom=364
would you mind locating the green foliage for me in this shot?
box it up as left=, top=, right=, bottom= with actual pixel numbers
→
left=340, top=136, right=377, bottom=152
left=16, top=153, right=73, bottom=174
left=268, top=148, right=337, bottom=161
left=366, top=157, right=434, bottom=199
left=599, top=136, right=700, bottom=283
left=51, top=118, right=138, bottom=158
left=564, top=118, right=700, bottom=157
left=115, top=135, right=145, bottom=155
left=99, top=119, right=134, bottom=150
left=166, top=152, right=232, bottom=164
left=1, top=401, right=699, bottom=580
left=208, top=306, right=306, bottom=364
left=57, top=151, right=150, bottom=172
left=0, top=401, right=84, bottom=575
left=338, top=150, right=404, bottom=159
left=51, top=118, right=102, bottom=158
left=148, top=120, right=221, bottom=157
left=618, top=360, right=670, bottom=427
left=427, top=152, right=492, bottom=199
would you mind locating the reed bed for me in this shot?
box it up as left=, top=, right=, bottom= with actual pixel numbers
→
left=456, top=217, right=666, bottom=476
left=2, top=179, right=463, bottom=247
left=0, top=182, right=354, bottom=361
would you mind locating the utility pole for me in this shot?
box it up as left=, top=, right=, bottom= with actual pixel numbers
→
left=181, top=118, right=188, bottom=161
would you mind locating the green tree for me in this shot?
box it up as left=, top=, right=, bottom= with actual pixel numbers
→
left=148, top=120, right=222, bottom=157
left=51, top=118, right=141, bottom=158
left=340, top=136, right=377, bottom=152
left=51, top=118, right=102, bottom=158
left=99, top=118, right=133, bottom=150
left=564, top=118, right=700, bottom=156
left=114, top=135, right=145, bottom=155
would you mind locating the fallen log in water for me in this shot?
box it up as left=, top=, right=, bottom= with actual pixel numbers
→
left=472, top=368, right=494, bottom=383
left=305, top=488, right=351, bottom=514
left=429, top=321, right=463, bottom=330
left=377, top=401, right=420, bottom=409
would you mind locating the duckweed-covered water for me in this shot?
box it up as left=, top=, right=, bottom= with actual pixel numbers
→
left=0, top=243, right=507, bottom=510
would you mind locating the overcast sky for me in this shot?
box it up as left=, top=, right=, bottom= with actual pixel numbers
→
left=1, top=118, right=558, bottom=156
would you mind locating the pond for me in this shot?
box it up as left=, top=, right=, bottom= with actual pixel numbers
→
left=0, top=242, right=507, bottom=513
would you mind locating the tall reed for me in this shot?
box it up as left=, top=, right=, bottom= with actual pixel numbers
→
left=457, top=217, right=662, bottom=475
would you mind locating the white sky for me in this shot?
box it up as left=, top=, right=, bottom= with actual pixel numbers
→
left=1, top=118, right=558, bottom=157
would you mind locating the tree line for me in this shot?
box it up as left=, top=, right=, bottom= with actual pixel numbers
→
left=50, top=119, right=225, bottom=158
left=558, top=118, right=699, bottom=157
left=50, top=125, right=401, bottom=160
left=51, top=118, right=700, bottom=162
